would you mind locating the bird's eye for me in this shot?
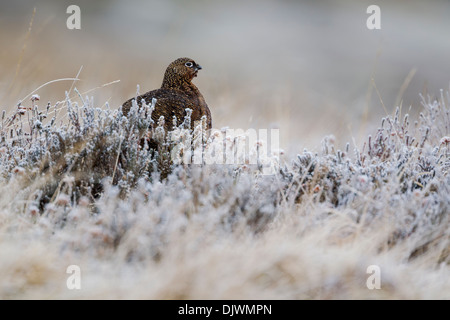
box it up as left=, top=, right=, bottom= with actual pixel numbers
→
left=185, top=62, right=194, bottom=68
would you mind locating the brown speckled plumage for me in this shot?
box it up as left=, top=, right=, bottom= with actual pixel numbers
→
left=122, top=57, right=212, bottom=132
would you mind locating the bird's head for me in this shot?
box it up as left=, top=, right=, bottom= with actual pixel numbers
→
left=165, top=57, right=202, bottom=83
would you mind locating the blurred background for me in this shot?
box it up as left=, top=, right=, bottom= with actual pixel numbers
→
left=0, top=0, right=449, bottom=153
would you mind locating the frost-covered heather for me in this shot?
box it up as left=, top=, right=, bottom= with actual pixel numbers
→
left=0, top=90, right=448, bottom=299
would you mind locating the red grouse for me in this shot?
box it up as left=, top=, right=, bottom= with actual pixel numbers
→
left=122, top=57, right=212, bottom=132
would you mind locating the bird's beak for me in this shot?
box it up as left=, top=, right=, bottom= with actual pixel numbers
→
left=195, top=64, right=202, bottom=71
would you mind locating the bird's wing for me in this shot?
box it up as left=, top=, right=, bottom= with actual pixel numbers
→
left=152, top=97, right=195, bottom=129
left=130, top=89, right=193, bottom=130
